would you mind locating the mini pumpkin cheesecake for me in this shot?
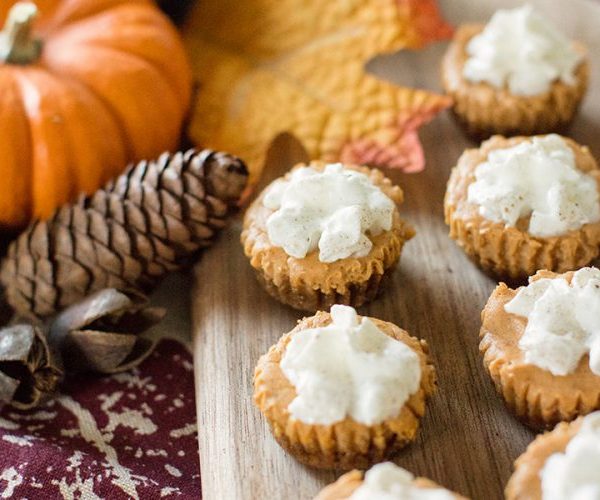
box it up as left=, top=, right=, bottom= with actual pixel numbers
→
left=505, top=412, right=600, bottom=500
left=315, top=462, right=466, bottom=500
left=445, top=134, right=600, bottom=281
left=480, top=268, right=600, bottom=429
left=442, top=5, right=588, bottom=139
left=241, top=161, right=414, bottom=312
left=253, top=305, right=436, bottom=470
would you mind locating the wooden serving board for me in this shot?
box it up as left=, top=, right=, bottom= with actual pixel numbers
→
left=191, top=0, right=600, bottom=498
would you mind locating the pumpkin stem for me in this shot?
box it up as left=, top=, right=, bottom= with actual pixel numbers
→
left=0, top=2, right=42, bottom=65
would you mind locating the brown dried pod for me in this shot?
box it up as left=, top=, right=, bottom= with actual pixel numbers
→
left=0, top=324, right=63, bottom=410
left=49, top=288, right=165, bottom=374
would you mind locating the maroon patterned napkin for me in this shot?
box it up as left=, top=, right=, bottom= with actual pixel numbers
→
left=0, top=339, right=200, bottom=498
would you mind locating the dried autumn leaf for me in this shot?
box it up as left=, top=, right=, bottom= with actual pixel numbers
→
left=183, top=0, right=453, bottom=183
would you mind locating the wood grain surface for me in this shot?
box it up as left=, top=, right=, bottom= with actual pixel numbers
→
left=191, top=0, right=600, bottom=498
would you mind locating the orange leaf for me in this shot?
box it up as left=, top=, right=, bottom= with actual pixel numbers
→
left=183, top=0, right=453, bottom=183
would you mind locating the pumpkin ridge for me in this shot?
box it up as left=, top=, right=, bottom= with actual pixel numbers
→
left=42, top=42, right=183, bottom=159
left=60, top=75, right=131, bottom=192
left=42, top=64, right=135, bottom=163
left=12, top=69, right=71, bottom=222
left=0, top=70, right=33, bottom=227
left=44, top=3, right=192, bottom=105
left=32, top=0, right=152, bottom=33
left=15, top=68, right=129, bottom=216
left=58, top=34, right=190, bottom=109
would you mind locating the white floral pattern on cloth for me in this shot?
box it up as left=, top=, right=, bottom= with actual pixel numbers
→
left=0, top=340, right=199, bottom=499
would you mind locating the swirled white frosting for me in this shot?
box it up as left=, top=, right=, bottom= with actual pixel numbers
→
left=280, top=305, right=421, bottom=425
left=463, top=5, right=582, bottom=96
left=540, top=412, right=600, bottom=500
left=467, top=135, right=600, bottom=237
left=263, top=163, right=395, bottom=263
left=505, top=267, right=600, bottom=376
left=350, top=463, right=455, bottom=500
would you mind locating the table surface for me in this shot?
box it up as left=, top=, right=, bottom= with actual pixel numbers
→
left=190, top=0, right=600, bottom=498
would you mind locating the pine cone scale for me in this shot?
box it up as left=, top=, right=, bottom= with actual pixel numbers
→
left=181, top=174, right=207, bottom=206
left=29, top=221, right=50, bottom=258
left=143, top=204, right=170, bottom=240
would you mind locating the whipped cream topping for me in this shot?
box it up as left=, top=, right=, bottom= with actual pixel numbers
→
left=505, top=267, right=600, bottom=376
left=280, top=305, right=421, bottom=425
left=540, top=412, right=600, bottom=500
left=350, top=463, right=455, bottom=500
left=263, top=163, right=395, bottom=263
left=463, top=5, right=582, bottom=96
left=467, top=135, right=600, bottom=238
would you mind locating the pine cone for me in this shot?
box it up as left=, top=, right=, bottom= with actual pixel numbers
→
left=1, top=149, right=248, bottom=319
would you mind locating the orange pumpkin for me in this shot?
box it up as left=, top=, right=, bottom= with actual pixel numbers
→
left=0, top=0, right=192, bottom=229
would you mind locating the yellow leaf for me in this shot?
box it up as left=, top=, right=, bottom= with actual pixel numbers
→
left=183, top=0, right=453, bottom=183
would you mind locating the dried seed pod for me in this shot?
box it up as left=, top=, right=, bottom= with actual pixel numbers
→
left=49, top=288, right=165, bottom=374
left=0, top=324, right=63, bottom=410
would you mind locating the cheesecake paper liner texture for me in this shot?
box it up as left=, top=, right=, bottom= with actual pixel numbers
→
left=441, top=25, right=589, bottom=140
left=444, top=135, right=600, bottom=281
left=253, top=311, right=436, bottom=470
left=242, top=162, right=414, bottom=312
